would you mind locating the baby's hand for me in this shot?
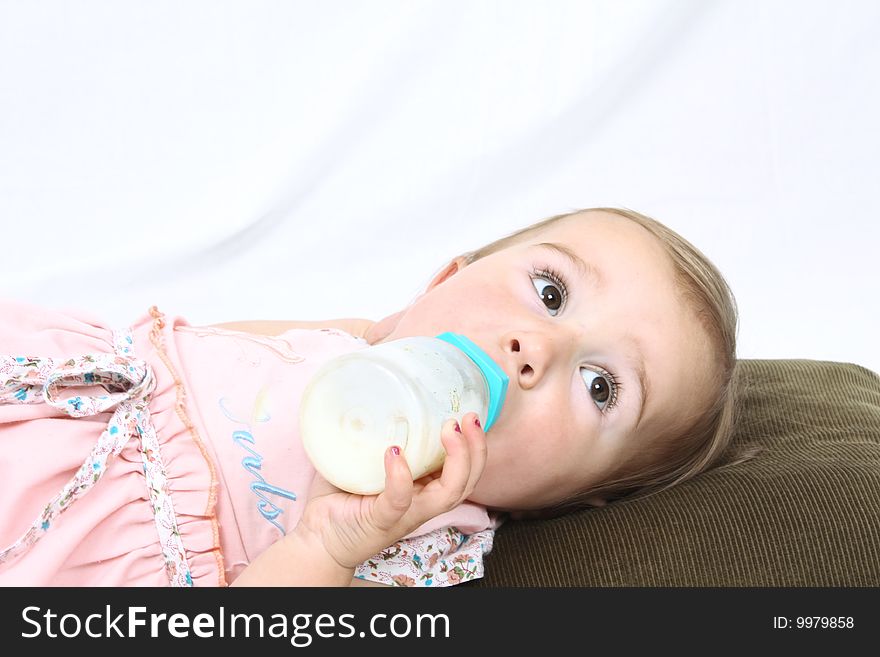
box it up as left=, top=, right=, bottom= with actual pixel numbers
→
left=294, top=413, right=487, bottom=570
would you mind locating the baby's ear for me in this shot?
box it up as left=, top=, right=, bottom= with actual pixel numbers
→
left=365, top=256, right=468, bottom=345
left=425, top=256, right=468, bottom=292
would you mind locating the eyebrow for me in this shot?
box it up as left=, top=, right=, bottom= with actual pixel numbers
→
left=534, top=242, right=603, bottom=288
left=534, top=242, right=649, bottom=428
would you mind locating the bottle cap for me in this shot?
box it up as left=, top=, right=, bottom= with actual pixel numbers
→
left=435, top=332, right=509, bottom=431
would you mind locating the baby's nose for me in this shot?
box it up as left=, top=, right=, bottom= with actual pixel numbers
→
left=508, top=338, right=535, bottom=380
left=505, top=333, right=557, bottom=389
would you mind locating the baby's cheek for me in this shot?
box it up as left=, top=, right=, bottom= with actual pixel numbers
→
left=530, top=398, right=577, bottom=442
left=468, top=448, right=534, bottom=508
left=486, top=416, right=551, bottom=475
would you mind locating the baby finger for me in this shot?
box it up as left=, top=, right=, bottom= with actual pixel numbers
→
left=370, top=445, right=414, bottom=530
left=461, top=413, right=488, bottom=496
left=432, top=418, right=473, bottom=506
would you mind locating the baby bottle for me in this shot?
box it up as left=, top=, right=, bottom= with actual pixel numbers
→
left=299, top=332, right=509, bottom=494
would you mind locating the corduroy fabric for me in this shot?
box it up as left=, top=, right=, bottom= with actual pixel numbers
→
left=471, top=359, right=880, bottom=586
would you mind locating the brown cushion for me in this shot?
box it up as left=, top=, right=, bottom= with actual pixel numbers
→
left=470, top=359, right=880, bottom=586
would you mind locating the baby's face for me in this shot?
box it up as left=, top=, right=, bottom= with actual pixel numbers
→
left=377, top=211, right=716, bottom=510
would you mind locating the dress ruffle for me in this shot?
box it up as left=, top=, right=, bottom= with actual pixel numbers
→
left=0, top=300, right=224, bottom=586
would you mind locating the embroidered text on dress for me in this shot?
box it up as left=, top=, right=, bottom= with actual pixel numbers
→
left=218, top=394, right=297, bottom=535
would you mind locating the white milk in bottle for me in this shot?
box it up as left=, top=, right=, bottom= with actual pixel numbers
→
left=299, top=332, right=508, bottom=494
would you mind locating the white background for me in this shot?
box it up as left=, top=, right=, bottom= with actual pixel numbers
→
left=1, top=0, right=878, bottom=373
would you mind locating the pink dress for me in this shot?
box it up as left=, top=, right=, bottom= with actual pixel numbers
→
left=0, top=300, right=497, bottom=587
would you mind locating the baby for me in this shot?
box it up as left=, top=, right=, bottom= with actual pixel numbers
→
left=0, top=207, right=738, bottom=587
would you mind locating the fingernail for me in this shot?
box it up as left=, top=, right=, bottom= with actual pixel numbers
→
left=474, top=417, right=482, bottom=429
left=390, top=446, right=401, bottom=456
left=453, top=421, right=461, bottom=433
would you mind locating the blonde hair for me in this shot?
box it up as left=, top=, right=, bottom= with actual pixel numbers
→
left=458, top=207, right=747, bottom=512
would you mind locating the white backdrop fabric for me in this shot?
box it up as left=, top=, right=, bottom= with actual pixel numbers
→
left=1, top=0, right=878, bottom=373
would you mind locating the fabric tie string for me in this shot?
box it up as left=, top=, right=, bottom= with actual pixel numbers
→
left=0, top=327, right=193, bottom=586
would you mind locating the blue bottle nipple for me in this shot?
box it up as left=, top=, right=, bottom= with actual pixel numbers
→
left=435, top=332, right=509, bottom=431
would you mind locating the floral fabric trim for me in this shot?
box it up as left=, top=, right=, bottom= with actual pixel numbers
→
left=354, top=526, right=495, bottom=587
left=0, top=328, right=193, bottom=586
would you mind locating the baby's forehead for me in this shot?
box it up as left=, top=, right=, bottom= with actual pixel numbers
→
left=544, top=217, right=717, bottom=386
left=513, top=214, right=677, bottom=287
left=533, top=211, right=660, bottom=247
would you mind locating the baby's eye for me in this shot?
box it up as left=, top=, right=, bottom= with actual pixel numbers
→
left=580, top=367, right=617, bottom=413
left=531, top=273, right=565, bottom=316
